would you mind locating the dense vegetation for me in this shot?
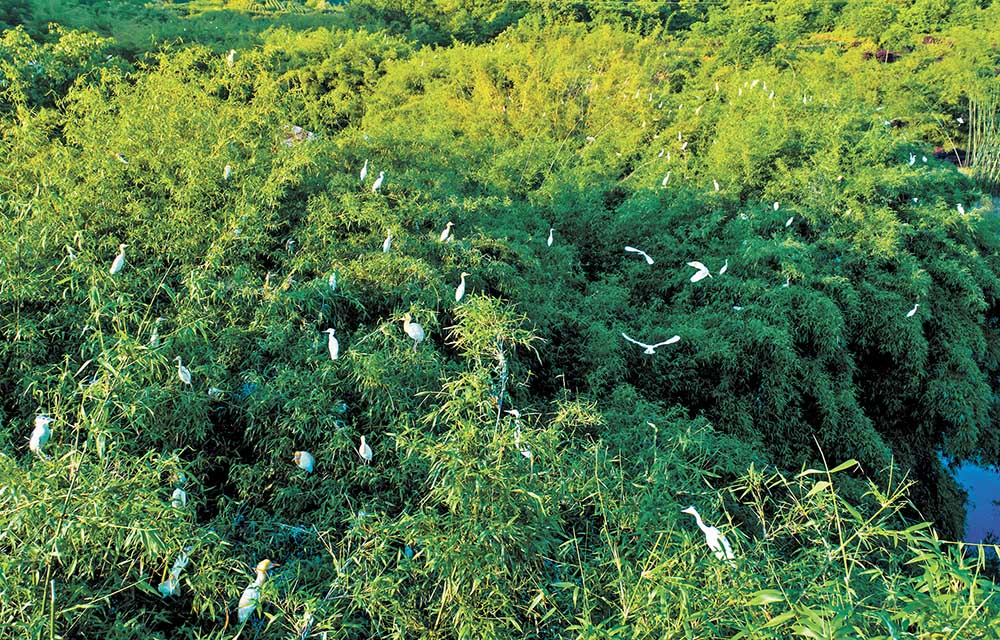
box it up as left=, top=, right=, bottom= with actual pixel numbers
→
left=3, top=0, right=1000, bottom=637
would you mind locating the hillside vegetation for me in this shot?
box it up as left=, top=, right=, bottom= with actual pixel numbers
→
left=3, top=0, right=1000, bottom=637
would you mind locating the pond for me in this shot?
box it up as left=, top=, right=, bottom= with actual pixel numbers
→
left=953, top=461, right=1000, bottom=543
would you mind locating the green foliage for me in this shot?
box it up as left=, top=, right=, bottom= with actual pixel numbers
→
left=3, top=1, right=1000, bottom=637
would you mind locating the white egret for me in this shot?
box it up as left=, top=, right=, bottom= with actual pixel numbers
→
left=371, top=171, right=385, bottom=192
left=150, top=316, right=164, bottom=347
left=687, top=261, right=712, bottom=283
left=678, top=131, right=682, bottom=141
left=908, top=153, right=916, bottom=166
left=293, top=451, right=315, bottom=473
left=733, top=306, right=744, bottom=311
left=621, top=333, right=680, bottom=354
left=681, top=506, right=735, bottom=564
left=719, top=259, right=728, bottom=275
left=109, top=243, right=127, bottom=275
left=328, top=272, right=337, bottom=291
left=957, top=117, right=965, bottom=124
left=360, top=159, right=368, bottom=182
left=624, top=246, right=654, bottom=265
left=175, top=357, right=192, bottom=387
left=713, top=179, right=720, bottom=192
left=439, top=221, right=454, bottom=242
left=661, top=172, right=671, bottom=186
left=957, top=203, right=966, bottom=215
left=382, top=229, right=391, bottom=253
left=455, top=272, right=470, bottom=302
left=171, top=488, right=187, bottom=509
left=158, top=548, right=191, bottom=598
left=402, top=313, right=425, bottom=350
left=207, top=387, right=224, bottom=400
left=323, top=328, right=339, bottom=360
left=768, top=90, right=774, bottom=100
left=29, top=415, right=54, bottom=457
left=906, top=302, right=920, bottom=318
left=922, top=155, right=927, bottom=163
left=226, top=49, right=236, bottom=67
left=773, top=201, right=779, bottom=211
left=785, top=216, right=794, bottom=227
left=238, top=560, right=276, bottom=623
left=782, top=276, right=791, bottom=288
left=224, top=164, right=232, bottom=180
left=358, top=435, right=373, bottom=464
left=547, top=228, right=554, bottom=247
left=681, top=141, right=688, bottom=151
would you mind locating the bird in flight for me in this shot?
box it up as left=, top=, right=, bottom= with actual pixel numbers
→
left=621, top=333, right=680, bottom=354
left=624, top=246, right=654, bottom=264
left=687, top=261, right=711, bottom=283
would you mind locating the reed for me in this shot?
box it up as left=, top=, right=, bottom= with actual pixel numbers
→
left=969, top=85, right=1000, bottom=193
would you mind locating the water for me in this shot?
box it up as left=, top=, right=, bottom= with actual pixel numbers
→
left=953, top=462, right=1000, bottom=543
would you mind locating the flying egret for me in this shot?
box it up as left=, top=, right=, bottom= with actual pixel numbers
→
left=315, top=327, right=338, bottom=361
left=773, top=201, right=779, bottom=211
left=908, top=153, right=916, bottom=166
left=906, top=302, right=920, bottom=318
left=661, top=172, right=671, bottom=186
left=328, top=272, right=337, bottom=291
left=171, top=488, right=187, bottom=509
left=547, top=228, right=554, bottom=247
left=223, top=164, right=232, bottom=180
left=29, top=415, right=54, bottom=457
left=785, top=216, right=794, bottom=227
left=382, top=229, right=391, bottom=253
left=109, top=243, right=127, bottom=275
left=360, top=159, right=368, bottom=182
left=358, top=435, right=373, bottom=464
left=625, top=246, right=654, bottom=265
left=293, top=451, right=315, bottom=473
left=158, top=548, right=191, bottom=598
left=719, top=259, right=728, bottom=275
left=957, top=203, right=966, bottom=215
left=371, top=171, right=385, bottom=193
left=621, top=333, right=680, bottom=354
left=402, top=313, right=425, bottom=350
left=687, top=261, right=712, bottom=283
left=238, top=560, right=276, bottom=623
left=681, top=506, right=735, bottom=564
left=455, top=272, right=470, bottom=302
left=175, top=357, right=192, bottom=387
left=439, top=221, right=454, bottom=242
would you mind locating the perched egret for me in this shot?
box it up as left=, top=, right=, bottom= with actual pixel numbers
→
left=621, top=333, right=680, bottom=354
left=661, top=172, right=671, bottom=186
left=402, top=313, right=425, bottom=350
left=785, top=216, right=794, bottom=227
left=908, top=153, right=916, bottom=166
left=455, top=272, right=470, bottom=302
left=371, top=171, right=385, bottom=193
left=687, top=261, right=712, bottom=283
left=109, top=243, right=127, bottom=275
left=768, top=90, right=775, bottom=100
left=681, top=506, right=735, bottom=564
left=719, top=259, right=729, bottom=275
left=323, top=328, right=339, bottom=360
left=29, top=415, right=54, bottom=457
left=907, top=302, right=920, bottom=318
left=328, top=272, right=337, bottom=291
left=223, top=164, right=232, bottom=180
left=358, top=435, right=373, bottom=464
left=439, top=221, right=454, bottom=242
left=957, top=117, right=965, bottom=124
left=175, top=357, right=192, bottom=387
left=360, top=159, right=368, bottom=182
left=922, top=155, right=928, bottom=163
left=624, top=246, right=655, bottom=265
left=681, top=141, right=688, bottom=151
left=782, top=276, right=791, bottom=288
left=382, top=229, right=391, bottom=253
left=158, top=549, right=191, bottom=598
left=293, top=451, right=315, bottom=473
left=957, top=203, right=966, bottom=215
left=713, top=179, right=720, bottom=192
left=238, top=560, right=275, bottom=623
left=547, top=228, right=554, bottom=247
left=226, top=49, right=236, bottom=67
left=171, top=488, right=187, bottom=509
left=773, top=201, right=779, bottom=211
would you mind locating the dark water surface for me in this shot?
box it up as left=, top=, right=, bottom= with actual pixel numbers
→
left=953, top=462, right=1000, bottom=543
